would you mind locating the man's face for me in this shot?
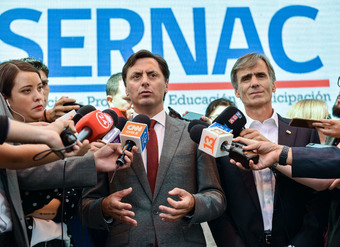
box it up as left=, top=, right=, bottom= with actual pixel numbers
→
left=234, top=59, right=276, bottom=109
left=107, top=81, right=132, bottom=111
left=39, top=70, right=49, bottom=106
left=125, top=57, right=168, bottom=114
left=332, top=92, right=340, bottom=117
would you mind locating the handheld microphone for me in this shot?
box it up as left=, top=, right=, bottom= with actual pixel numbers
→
left=72, top=105, right=96, bottom=125
left=75, top=110, right=114, bottom=142
left=213, top=106, right=246, bottom=137
left=188, top=119, right=210, bottom=133
left=190, top=124, right=259, bottom=168
left=116, top=114, right=151, bottom=167
left=59, top=105, right=97, bottom=151
left=101, top=117, right=128, bottom=144
left=190, top=124, right=233, bottom=158
left=102, top=108, right=119, bottom=129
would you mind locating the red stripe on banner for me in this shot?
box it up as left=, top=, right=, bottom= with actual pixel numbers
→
left=168, top=79, right=329, bottom=91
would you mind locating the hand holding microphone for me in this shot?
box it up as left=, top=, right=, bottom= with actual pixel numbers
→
left=116, top=114, right=151, bottom=167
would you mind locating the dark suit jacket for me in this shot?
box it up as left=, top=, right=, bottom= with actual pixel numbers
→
left=81, top=114, right=226, bottom=247
left=292, top=146, right=340, bottom=178
left=209, top=114, right=328, bottom=247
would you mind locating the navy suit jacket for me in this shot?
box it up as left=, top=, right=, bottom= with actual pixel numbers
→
left=209, top=114, right=329, bottom=247
left=292, top=146, right=340, bottom=178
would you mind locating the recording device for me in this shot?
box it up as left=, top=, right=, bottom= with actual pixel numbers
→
left=101, top=117, right=128, bottom=144
left=213, top=106, right=246, bottom=137
left=116, top=114, right=150, bottom=167
left=168, top=106, right=202, bottom=121
left=190, top=124, right=259, bottom=168
left=168, top=106, right=183, bottom=119
left=289, top=118, right=321, bottom=128
left=75, top=110, right=115, bottom=142
left=183, top=111, right=203, bottom=121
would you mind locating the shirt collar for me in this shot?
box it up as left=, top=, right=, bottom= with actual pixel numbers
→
left=132, top=109, right=166, bottom=128
left=245, top=109, right=278, bottom=128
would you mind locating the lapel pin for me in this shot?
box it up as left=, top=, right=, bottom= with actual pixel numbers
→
left=286, top=130, right=291, bottom=135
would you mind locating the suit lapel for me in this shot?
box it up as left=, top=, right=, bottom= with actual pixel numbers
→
left=131, top=153, right=153, bottom=200
left=277, top=115, right=297, bottom=146
left=239, top=169, right=262, bottom=214
left=153, top=115, right=183, bottom=199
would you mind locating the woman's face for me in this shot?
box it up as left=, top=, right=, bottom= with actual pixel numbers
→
left=7, top=71, right=44, bottom=122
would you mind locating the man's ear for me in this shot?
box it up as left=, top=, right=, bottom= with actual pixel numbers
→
left=164, top=80, right=169, bottom=94
left=234, top=89, right=241, bottom=98
left=272, top=82, right=277, bottom=93
left=106, top=95, right=113, bottom=103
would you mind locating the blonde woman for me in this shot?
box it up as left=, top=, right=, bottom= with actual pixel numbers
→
left=286, top=99, right=330, bottom=144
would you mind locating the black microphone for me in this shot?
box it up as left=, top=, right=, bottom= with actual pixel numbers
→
left=72, top=105, right=96, bottom=125
left=116, top=114, right=151, bottom=167
left=188, top=119, right=210, bottom=133
left=102, top=108, right=119, bottom=129
left=213, top=106, right=246, bottom=137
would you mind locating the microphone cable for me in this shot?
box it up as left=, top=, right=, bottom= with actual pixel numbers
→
left=32, top=143, right=77, bottom=161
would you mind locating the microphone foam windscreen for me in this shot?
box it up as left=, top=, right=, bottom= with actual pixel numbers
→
left=73, top=105, right=96, bottom=124
left=132, top=114, right=151, bottom=129
left=188, top=119, right=210, bottom=132
left=189, top=124, right=206, bottom=144
left=213, top=106, right=246, bottom=137
left=116, top=117, right=128, bottom=131
left=103, top=108, right=119, bottom=127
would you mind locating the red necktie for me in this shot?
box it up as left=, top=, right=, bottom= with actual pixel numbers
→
left=147, top=120, right=159, bottom=195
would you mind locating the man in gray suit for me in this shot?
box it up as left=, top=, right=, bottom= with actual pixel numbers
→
left=81, top=50, right=225, bottom=247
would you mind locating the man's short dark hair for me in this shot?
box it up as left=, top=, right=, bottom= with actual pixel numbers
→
left=106, top=72, right=123, bottom=96
left=122, top=50, right=170, bottom=85
left=20, top=57, right=49, bottom=77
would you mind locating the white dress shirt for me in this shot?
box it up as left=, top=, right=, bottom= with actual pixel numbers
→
left=245, top=110, right=279, bottom=231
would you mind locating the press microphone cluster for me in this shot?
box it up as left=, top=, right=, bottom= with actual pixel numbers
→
left=60, top=106, right=119, bottom=151
left=116, top=114, right=150, bottom=167
left=189, top=106, right=259, bottom=169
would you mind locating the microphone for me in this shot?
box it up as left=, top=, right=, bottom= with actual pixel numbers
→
left=72, top=105, right=96, bottom=125
left=188, top=119, right=209, bottom=133
left=116, top=114, right=151, bottom=167
left=102, top=108, right=119, bottom=129
left=59, top=105, right=97, bottom=151
left=101, top=117, right=128, bottom=144
left=213, top=106, right=246, bottom=137
left=75, top=110, right=114, bottom=142
left=190, top=124, right=259, bottom=168
left=190, top=124, right=233, bottom=158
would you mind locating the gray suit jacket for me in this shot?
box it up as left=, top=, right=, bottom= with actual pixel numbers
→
left=81, top=114, right=226, bottom=247
left=0, top=94, right=97, bottom=247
